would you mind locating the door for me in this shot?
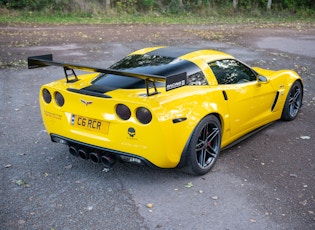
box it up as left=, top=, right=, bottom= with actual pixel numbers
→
left=209, top=59, right=276, bottom=136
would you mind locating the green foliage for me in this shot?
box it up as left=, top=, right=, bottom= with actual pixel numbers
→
left=0, top=0, right=314, bottom=16
left=1, top=0, right=52, bottom=10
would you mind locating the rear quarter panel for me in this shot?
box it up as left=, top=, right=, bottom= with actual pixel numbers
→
left=40, top=77, right=229, bottom=168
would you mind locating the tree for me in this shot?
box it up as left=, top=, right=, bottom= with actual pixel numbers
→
left=267, top=0, right=272, bottom=10
left=233, top=0, right=238, bottom=10
left=178, top=0, right=184, bottom=8
left=106, top=0, right=110, bottom=11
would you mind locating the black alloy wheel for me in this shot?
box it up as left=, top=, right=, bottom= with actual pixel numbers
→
left=185, top=115, right=222, bottom=175
left=281, top=81, right=303, bottom=121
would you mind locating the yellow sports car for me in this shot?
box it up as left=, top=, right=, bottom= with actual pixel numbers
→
left=28, top=47, right=303, bottom=175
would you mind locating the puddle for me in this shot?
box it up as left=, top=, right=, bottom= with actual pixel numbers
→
left=256, top=36, right=315, bottom=58
left=26, top=43, right=82, bottom=51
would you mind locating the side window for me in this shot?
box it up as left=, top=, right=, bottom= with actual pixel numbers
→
left=187, top=71, right=208, bottom=86
left=209, top=59, right=257, bottom=84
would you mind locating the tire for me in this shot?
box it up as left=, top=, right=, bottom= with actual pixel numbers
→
left=281, top=81, right=303, bottom=121
left=184, top=115, right=222, bottom=176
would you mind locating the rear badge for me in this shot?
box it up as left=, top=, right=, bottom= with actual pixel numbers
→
left=80, top=99, right=92, bottom=106
left=128, top=127, right=136, bottom=137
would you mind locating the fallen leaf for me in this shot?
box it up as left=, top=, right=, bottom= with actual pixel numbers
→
left=102, top=168, right=110, bottom=172
left=184, top=182, right=193, bottom=188
left=16, top=179, right=25, bottom=186
left=146, top=203, right=153, bottom=208
left=299, top=200, right=307, bottom=206
left=16, top=179, right=30, bottom=188
left=64, top=164, right=72, bottom=169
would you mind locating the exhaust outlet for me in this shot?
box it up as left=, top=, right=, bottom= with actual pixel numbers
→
left=90, top=152, right=100, bottom=163
left=69, top=146, right=79, bottom=157
left=101, top=155, right=116, bottom=168
left=78, top=149, right=89, bottom=160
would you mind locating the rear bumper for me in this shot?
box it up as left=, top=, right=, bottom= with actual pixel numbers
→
left=51, top=134, right=159, bottom=169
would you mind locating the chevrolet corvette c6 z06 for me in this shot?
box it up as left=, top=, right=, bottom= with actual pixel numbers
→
left=28, top=46, right=303, bottom=175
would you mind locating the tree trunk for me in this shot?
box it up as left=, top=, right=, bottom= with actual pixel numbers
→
left=233, top=0, right=238, bottom=9
left=267, top=0, right=272, bottom=10
left=178, top=0, right=184, bottom=8
left=105, top=0, right=110, bottom=10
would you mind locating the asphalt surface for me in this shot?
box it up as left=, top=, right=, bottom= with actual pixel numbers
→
left=0, top=24, right=314, bottom=230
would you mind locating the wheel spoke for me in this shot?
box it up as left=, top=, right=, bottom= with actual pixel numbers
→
left=293, top=88, right=301, bottom=101
left=288, top=87, right=301, bottom=116
left=196, top=125, right=219, bottom=168
left=198, top=149, right=207, bottom=167
left=206, top=127, right=219, bottom=143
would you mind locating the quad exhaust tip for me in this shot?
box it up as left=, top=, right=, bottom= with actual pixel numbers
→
left=78, top=149, right=89, bottom=160
left=90, top=152, right=101, bottom=163
left=68, top=146, right=117, bottom=168
left=69, top=146, right=79, bottom=157
left=101, top=155, right=116, bottom=168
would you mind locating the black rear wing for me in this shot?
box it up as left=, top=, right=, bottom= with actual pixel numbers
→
left=28, top=54, right=187, bottom=96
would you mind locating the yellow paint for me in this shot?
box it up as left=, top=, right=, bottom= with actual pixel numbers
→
left=39, top=47, right=302, bottom=168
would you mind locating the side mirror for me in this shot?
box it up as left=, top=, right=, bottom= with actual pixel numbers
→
left=257, top=75, right=269, bottom=85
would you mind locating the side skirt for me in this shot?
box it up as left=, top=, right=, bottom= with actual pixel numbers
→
left=221, top=122, right=274, bottom=151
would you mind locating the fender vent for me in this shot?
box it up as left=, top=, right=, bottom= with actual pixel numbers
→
left=222, top=91, right=228, bottom=100
left=271, top=91, right=279, bottom=111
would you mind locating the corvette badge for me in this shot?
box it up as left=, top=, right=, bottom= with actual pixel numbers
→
left=80, top=99, right=92, bottom=106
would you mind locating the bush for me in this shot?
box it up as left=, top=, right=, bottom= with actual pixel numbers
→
left=0, top=0, right=314, bottom=16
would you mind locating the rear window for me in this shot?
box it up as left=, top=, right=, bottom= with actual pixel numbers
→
left=92, top=54, right=207, bottom=89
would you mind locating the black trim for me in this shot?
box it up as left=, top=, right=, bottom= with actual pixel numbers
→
left=147, top=47, right=201, bottom=58
left=28, top=54, right=190, bottom=96
left=64, top=67, right=78, bottom=83
left=50, top=134, right=159, bottom=169
left=28, top=54, right=166, bottom=82
left=172, top=117, right=187, bottom=123
left=222, top=123, right=274, bottom=151
left=271, top=91, right=279, bottom=111
left=67, top=88, right=112, bottom=98
left=222, top=91, right=228, bottom=100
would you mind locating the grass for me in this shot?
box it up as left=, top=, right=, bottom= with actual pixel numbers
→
left=1, top=9, right=314, bottom=26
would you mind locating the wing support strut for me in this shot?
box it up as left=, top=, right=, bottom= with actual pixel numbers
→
left=63, top=66, right=78, bottom=83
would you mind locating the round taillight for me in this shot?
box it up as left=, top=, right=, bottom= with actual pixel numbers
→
left=116, top=104, right=131, bottom=120
left=136, top=107, right=152, bottom=124
left=55, top=92, right=65, bottom=107
left=42, top=88, right=52, bottom=104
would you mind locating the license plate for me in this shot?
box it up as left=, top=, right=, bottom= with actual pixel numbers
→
left=71, top=114, right=109, bottom=134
